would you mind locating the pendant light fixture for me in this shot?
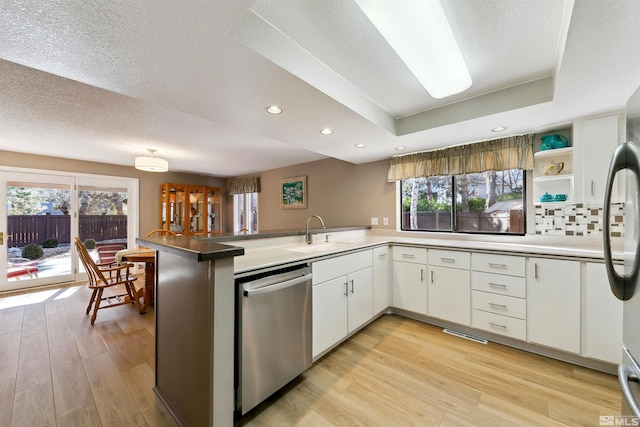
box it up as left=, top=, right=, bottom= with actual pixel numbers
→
left=135, top=148, right=169, bottom=172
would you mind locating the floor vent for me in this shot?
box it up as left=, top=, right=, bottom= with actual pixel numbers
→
left=443, top=328, right=488, bottom=345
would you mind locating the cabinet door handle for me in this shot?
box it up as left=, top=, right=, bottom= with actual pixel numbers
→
left=591, top=179, right=595, bottom=196
left=402, top=253, right=415, bottom=259
left=344, top=282, right=349, bottom=297
left=440, top=257, right=455, bottom=263
left=489, top=302, right=507, bottom=310
left=430, top=270, right=434, bottom=283
left=488, top=263, right=507, bottom=269
left=350, top=279, right=354, bottom=294
left=489, top=283, right=507, bottom=289
left=534, top=263, right=539, bottom=279
left=489, top=322, right=507, bottom=329
left=420, top=269, right=424, bottom=282
left=379, top=253, right=387, bottom=258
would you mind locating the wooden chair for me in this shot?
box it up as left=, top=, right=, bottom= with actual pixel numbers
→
left=96, top=244, right=126, bottom=265
left=75, top=237, right=144, bottom=325
left=145, top=229, right=177, bottom=237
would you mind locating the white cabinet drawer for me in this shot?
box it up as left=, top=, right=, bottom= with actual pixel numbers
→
left=472, top=310, right=526, bottom=341
left=429, top=249, right=470, bottom=270
left=392, top=246, right=427, bottom=264
left=472, top=290, right=526, bottom=320
left=471, top=253, right=525, bottom=277
left=313, top=250, right=372, bottom=285
left=471, top=271, right=526, bottom=298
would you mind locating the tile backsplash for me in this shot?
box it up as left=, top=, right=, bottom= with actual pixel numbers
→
left=533, top=201, right=624, bottom=237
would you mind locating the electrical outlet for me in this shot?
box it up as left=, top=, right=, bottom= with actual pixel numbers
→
left=371, top=217, right=378, bottom=226
left=383, top=217, right=389, bottom=226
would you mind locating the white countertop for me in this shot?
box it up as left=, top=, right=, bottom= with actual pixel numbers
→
left=231, top=229, right=622, bottom=275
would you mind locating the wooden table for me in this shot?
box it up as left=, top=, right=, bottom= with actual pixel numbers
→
left=121, top=251, right=156, bottom=311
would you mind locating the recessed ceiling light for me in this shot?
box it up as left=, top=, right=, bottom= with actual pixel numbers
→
left=266, top=105, right=282, bottom=115
left=355, top=143, right=366, bottom=148
left=492, top=126, right=508, bottom=132
left=395, top=146, right=406, bottom=151
left=320, top=128, right=333, bottom=135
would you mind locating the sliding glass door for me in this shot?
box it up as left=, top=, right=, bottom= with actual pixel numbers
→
left=0, top=170, right=139, bottom=293
left=76, top=180, right=131, bottom=273
left=1, top=172, right=75, bottom=292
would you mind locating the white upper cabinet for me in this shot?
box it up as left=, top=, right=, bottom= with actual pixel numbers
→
left=573, top=113, right=623, bottom=202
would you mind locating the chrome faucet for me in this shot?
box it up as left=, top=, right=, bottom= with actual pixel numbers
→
left=305, top=215, right=326, bottom=244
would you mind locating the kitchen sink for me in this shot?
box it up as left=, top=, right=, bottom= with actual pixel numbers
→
left=284, top=241, right=354, bottom=254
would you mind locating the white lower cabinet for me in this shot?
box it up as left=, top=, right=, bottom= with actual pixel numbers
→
left=392, top=246, right=427, bottom=314
left=347, top=267, right=374, bottom=332
left=585, top=262, right=623, bottom=364
left=471, top=253, right=527, bottom=340
left=372, top=246, right=391, bottom=314
left=428, top=250, right=471, bottom=326
left=312, top=250, right=373, bottom=358
left=312, top=276, right=348, bottom=358
left=527, top=257, right=580, bottom=354
left=472, top=309, right=527, bottom=340
left=379, top=244, right=618, bottom=365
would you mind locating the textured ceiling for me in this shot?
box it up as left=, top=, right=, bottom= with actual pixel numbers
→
left=1, top=1, right=640, bottom=177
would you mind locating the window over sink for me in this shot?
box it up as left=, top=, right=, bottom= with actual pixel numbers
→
left=400, top=168, right=526, bottom=235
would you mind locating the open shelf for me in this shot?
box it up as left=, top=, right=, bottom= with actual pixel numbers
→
left=533, top=174, right=573, bottom=183
left=534, top=146, right=573, bottom=159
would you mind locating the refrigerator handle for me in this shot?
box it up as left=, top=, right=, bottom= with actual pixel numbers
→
left=619, top=364, right=640, bottom=418
left=604, top=142, right=640, bottom=301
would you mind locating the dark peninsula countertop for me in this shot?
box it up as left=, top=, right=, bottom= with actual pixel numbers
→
left=136, top=235, right=244, bottom=261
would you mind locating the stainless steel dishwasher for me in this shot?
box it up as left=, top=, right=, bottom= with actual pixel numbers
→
left=235, top=264, right=312, bottom=416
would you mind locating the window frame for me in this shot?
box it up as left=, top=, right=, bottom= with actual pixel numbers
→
left=233, top=192, right=259, bottom=233
left=399, top=170, right=526, bottom=236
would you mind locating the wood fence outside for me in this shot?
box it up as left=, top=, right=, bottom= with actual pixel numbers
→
left=7, top=214, right=127, bottom=247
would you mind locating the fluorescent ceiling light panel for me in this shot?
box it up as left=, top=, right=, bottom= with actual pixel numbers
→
left=354, top=0, right=472, bottom=99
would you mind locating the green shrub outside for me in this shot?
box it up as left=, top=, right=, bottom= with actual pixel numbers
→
left=42, top=238, right=59, bottom=248
left=84, top=239, right=97, bottom=249
left=22, top=243, right=44, bottom=260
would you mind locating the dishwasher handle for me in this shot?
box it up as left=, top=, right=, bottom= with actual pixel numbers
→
left=243, top=273, right=312, bottom=297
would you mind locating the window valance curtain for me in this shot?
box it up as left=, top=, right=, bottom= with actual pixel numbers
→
left=387, top=134, right=534, bottom=181
left=227, top=176, right=261, bottom=195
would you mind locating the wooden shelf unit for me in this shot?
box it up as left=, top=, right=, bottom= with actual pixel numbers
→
left=160, top=184, right=222, bottom=235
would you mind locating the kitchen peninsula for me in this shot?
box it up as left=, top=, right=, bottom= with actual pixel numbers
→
left=137, top=235, right=244, bottom=427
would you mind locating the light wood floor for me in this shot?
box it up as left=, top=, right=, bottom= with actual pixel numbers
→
left=239, top=315, right=622, bottom=427
left=0, top=282, right=177, bottom=427
left=0, top=283, right=622, bottom=427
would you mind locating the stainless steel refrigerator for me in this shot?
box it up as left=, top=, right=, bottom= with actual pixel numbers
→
left=604, top=85, right=640, bottom=417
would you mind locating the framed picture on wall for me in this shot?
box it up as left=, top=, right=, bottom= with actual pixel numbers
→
left=280, top=176, right=307, bottom=209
